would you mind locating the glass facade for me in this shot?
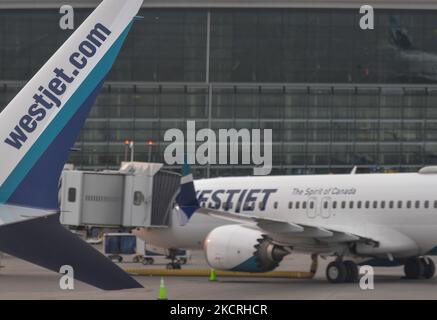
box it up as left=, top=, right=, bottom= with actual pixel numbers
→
left=210, top=9, right=437, bottom=83
left=1, top=8, right=437, bottom=176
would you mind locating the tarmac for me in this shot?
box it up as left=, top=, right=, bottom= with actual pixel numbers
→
left=0, top=250, right=437, bottom=299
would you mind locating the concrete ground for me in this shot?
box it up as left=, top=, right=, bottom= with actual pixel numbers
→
left=0, top=251, right=436, bottom=299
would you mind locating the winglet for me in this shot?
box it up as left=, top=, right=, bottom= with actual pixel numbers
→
left=175, top=155, right=199, bottom=225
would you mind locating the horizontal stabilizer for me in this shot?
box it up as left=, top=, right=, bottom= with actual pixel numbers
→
left=0, top=214, right=142, bottom=290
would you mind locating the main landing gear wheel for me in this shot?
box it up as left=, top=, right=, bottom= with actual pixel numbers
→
left=405, top=257, right=436, bottom=279
left=326, top=260, right=359, bottom=283
left=404, top=257, right=425, bottom=279
left=422, top=257, right=435, bottom=279
left=343, top=260, right=359, bottom=283
left=326, top=261, right=347, bottom=283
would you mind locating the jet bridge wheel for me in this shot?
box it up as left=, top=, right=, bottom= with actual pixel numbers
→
left=166, top=262, right=181, bottom=270
left=326, top=261, right=347, bottom=283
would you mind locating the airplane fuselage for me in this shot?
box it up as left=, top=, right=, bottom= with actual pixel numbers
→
left=138, top=171, right=437, bottom=259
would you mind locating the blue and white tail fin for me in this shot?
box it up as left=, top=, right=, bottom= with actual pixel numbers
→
left=0, top=0, right=143, bottom=210
left=389, top=16, right=414, bottom=51
left=176, top=157, right=200, bottom=225
left=0, top=0, right=145, bottom=291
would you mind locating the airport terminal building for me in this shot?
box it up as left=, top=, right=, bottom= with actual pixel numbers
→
left=1, top=0, right=437, bottom=176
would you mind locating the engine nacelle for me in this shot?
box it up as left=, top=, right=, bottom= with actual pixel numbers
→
left=204, top=224, right=289, bottom=272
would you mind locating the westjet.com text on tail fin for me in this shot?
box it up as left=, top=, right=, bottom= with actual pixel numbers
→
left=4, top=23, right=111, bottom=150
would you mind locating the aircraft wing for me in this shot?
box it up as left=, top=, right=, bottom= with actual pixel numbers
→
left=193, top=205, right=422, bottom=256
left=193, top=206, right=376, bottom=245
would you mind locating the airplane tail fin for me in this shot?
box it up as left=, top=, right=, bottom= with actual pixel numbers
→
left=389, top=16, right=414, bottom=51
left=0, top=0, right=145, bottom=290
left=0, top=0, right=143, bottom=210
left=175, top=156, right=199, bottom=225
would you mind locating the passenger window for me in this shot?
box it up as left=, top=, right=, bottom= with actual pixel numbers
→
left=223, top=202, right=233, bottom=210
left=68, top=188, right=76, bottom=203
left=407, top=201, right=411, bottom=209
left=296, top=202, right=300, bottom=209
left=357, top=201, right=362, bottom=209
left=365, top=201, right=370, bottom=209
left=341, top=201, right=346, bottom=209
left=133, top=191, right=144, bottom=206
left=381, top=201, right=385, bottom=209
left=434, top=200, right=437, bottom=209
left=349, top=201, right=354, bottom=209
left=288, top=202, right=292, bottom=209
left=415, top=201, right=420, bottom=209
left=373, top=201, right=378, bottom=209
left=259, top=202, right=265, bottom=210
left=274, top=202, right=278, bottom=209
left=245, top=201, right=256, bottom=211
left=425, top=200, right=429, bottom=209
left=389, top=201, right=394, bottom=209
left=333, top=201, right=337, bottom=209
left=302, top=201, right=307, bottom=209
left=398, top=201, right=403, bottom=209
left=310, top=201, right=314, bottom=209
left=324, top=201, right=328, bottom=209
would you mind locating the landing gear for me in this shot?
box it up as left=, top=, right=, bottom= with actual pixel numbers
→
left=166, top=249, right=182, bottom=270
left=422, top=257, right=435, bottom=279
left=326, top=261, right=346, bottom=283
left=326, top=260, right=359, bottom=283
left=343, top=260, right=359, bottom=283
left=404, top=257, right=435, bottom=279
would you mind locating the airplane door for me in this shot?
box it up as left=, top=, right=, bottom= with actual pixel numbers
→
left=306, top=196, right=318, bottom=218
left=320, top=197, right=331, bottom=218
left=122, top=175, right=152, bottom=227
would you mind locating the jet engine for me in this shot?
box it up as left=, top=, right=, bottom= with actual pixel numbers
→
left=204, top=224, right=289, bottom=272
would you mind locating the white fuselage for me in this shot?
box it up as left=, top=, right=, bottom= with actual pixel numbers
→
left=137, top=172, right=437, bottom=258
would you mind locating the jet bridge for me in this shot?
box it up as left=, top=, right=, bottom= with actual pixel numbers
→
left=60, top=162, right=180, bottom=228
